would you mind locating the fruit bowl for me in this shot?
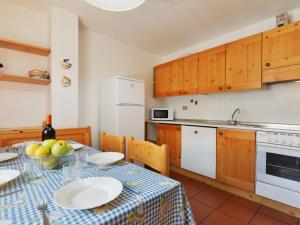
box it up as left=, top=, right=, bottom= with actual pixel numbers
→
left=26, top=139, right=75, bottom=170
left=29, top=149, right=74, bottom=170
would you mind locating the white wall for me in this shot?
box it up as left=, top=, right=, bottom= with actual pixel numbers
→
left=50, top=7, right=79, bottom=128
left=160, top=7, right=300, bottom=125
left=0, top=1, right=49, bottom=128
left=78, top=28, right=161, bottom=148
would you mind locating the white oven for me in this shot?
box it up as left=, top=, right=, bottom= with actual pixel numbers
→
left=151, top=108, right=174, bottom=121
left=256, top=131, right=300, bottom=208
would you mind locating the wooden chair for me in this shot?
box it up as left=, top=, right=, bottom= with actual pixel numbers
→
left=127, top=136, right=169, bottom=176
left=100, top=132, right=126, bottom=154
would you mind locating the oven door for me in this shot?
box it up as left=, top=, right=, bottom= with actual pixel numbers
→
left=256, top=144, right=300, bottom=193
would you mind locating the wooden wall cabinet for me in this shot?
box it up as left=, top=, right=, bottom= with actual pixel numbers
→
left=217, top=128, right=256, bottom=192
left=157, top=124, right=181, bottom=167
left=183, top=53, right=199, bottom=95
left=198, top=45, right=226, bottom=93
left=0, top=127, right=92, bottom=147
left=263, top=21, right=300, bottom=83
left=170, top=59, right=184, bottom=96
left=225, top=33, right=262, bottom=92
left=154, top=63, right=171, bottom=97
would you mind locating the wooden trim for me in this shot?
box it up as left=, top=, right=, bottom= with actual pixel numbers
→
left=171, top=166, right=300, bottom=219
left=0, top=38, right=51, bottom=56
left=0, top=74, right=50, bottom=85
left=0, top=127, right=92, bottom=147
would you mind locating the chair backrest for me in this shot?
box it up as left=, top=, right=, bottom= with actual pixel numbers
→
left=127, top=136, right=169, bottom=176
left=100, top=132, right=126, bottom=154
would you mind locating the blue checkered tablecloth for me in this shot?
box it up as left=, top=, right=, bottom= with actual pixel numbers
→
left=0, top=146, right=195, bottom=225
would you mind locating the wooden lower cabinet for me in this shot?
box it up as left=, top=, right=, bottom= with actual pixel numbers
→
left=217, top=128, right=256, bottom=192
left=0, top=127, right=92, bottom=147
left=157, top=124, right=181, bottom=167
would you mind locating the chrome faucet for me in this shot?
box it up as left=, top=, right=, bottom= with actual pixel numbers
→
left=227, top=108, right=240, bottom=125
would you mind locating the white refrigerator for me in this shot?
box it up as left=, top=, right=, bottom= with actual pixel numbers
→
left=101, top=76, right=145, bottom=140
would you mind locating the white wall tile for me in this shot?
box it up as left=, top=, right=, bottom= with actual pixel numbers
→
left=162, top=82, right=300, bottom=124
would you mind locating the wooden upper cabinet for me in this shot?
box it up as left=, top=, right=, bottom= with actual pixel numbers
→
left=170, top=59, right=184, bottom=96
left=263, top=21, right=300, bottom=83
left=225, top=33, right=262, bottom=91
left=183, top=54, right=199, bottom=95
left=154, top=63, right=171, bottom=97
left=217, top=128, right=256, bottom=192
left=198, top=45, right=226, bottom=93
left=157, top=124, right=181, bottom=167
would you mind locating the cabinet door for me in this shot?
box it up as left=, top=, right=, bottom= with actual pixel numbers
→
left=217, top=129, right=256, bottom=192
left=263, top=21, right=300, bottom=70
left=183, top=54, right=198, bottom=95
left=170, top=59, right=184, bottom=96
left=262, top=21, right=300, bottom=83
left=157, top=124, right=181, bottom=167
left=198, top=45, right=226, bottom=93
left=226, top=33, right=262, bottom=91
left=154, top=63, right=171, bottom=97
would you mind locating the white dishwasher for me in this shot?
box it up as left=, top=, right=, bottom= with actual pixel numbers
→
left=181, top=126, right=216, bottom=179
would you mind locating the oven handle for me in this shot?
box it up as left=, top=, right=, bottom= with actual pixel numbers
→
left=257, top=144, right=300, bottom=158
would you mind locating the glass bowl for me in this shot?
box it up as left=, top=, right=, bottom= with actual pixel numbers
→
left=29, top=149, right=75, bottom=170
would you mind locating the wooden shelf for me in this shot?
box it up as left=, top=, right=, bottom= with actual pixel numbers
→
left=0, top=74, right=50, bottom=85
left=0, top=38, right=51, bottom=56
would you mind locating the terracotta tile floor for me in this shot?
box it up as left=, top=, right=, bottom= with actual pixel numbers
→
left=170, top=172, right=300, bottom=225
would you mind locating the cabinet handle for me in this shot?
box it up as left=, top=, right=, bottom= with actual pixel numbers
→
left=219, top=132, right=223, bottom=136
left=194, top=130, right=198, bottom=134
left=218, top=86, right=223, bottom=91
left=227, top=86, right=231, bottom=90
left=265, top=62, right=271, bottom=67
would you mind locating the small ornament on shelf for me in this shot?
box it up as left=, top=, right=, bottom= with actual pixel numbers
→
left=61, top=59, right=72, bottom=69
left=60, top=75, right=71, bottom=87
left=276, top=13, right=289, bottom=27
left=28, top=69, right=50, bottom=80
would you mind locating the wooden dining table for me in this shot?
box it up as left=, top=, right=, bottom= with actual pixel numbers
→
left=0, top=144, right=195, bottom=225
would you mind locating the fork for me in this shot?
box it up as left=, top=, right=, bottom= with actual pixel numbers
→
left=36, top=199, right=50, bottom=225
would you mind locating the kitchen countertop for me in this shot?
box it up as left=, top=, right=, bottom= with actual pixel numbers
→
left=147, top=119, right=300, bottom=133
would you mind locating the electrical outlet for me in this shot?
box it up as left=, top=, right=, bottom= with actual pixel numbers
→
left=182, top=106, right=188, bottom=110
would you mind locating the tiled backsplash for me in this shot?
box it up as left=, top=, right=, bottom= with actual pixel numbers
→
left=161, top=82, right=300, bottom=125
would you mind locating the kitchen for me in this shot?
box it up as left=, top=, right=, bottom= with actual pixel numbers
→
left=1, top=0, right=300, bottom=224
left=146, top=11, right=300, bottom=223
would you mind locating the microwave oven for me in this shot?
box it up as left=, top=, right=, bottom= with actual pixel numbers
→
left=151, top=108, right=174, bottom=121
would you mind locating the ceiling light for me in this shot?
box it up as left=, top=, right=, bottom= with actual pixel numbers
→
left=85, top=0, right=146, bottom=11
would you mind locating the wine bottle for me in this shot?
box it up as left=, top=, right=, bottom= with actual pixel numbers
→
left=42, top=115, right=56, bottom=140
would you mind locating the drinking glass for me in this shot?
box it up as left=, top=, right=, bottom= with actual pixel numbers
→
left=62, top=162, right=82, bottom=185
left=23, top=160, right=42, bottom=183
left=76, top=151, right=88, bottom=168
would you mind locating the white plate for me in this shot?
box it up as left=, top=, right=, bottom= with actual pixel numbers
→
left=0, top=170, right=20, bottom=185
left=0, top=153, right=18, bottom=163
left=54, top=177, right=123, bottom=210
left=69, top=143, right=83, bottom=150
left=12, top=141, right=42, bottom=147
left=87, top=152, right=124, bottom=166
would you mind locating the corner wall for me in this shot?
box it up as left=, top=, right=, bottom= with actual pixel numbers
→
left=78, top=28, right=162, bottom=148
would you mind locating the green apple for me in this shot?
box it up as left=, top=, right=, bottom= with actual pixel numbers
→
left=34, top=146, right=50, bottom=158
left=25, top=144, right=40, bottom=156
left=42, top=139, right=57, bottom=150
left=42, top=158, right=58, bottom=170
left=51, top=140, right=69, bottom=157
left=67, top=144, right=73, bottom=151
